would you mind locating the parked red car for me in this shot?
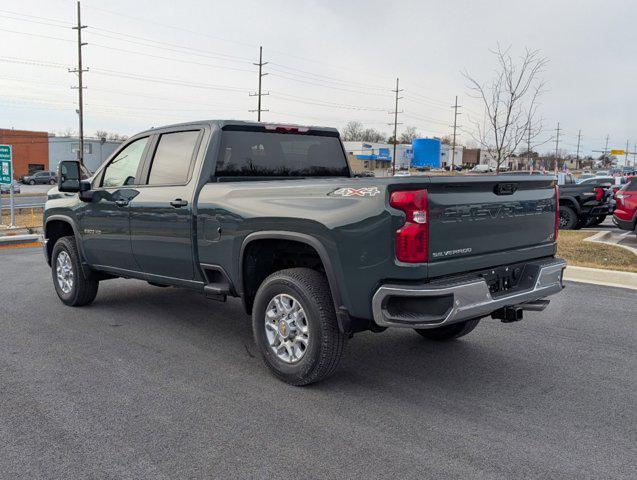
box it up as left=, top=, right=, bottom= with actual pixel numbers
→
left=613, top=176, right=637, bottom=234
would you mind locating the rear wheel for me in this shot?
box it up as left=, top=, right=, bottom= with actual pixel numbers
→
left=414, top=318, right=481, bottom=341
left=558, top=205, right=579, bottom=230
left=51, top=236, right=99, bottom=306
left=252, top=268, right=347, bottom=386
left=586, top=215, right=606, bottom=227
left=29, top=179, right=35, bottom=185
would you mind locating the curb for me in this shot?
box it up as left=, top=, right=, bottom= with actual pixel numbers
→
left=0, top=234, right=42, bottom=249
left=564, top=265, right=637, bottom=290
left=584, top=230, right=637, bottom=256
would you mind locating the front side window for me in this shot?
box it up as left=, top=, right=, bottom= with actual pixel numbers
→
left=147, top=131, right=200, bottom=185
left=101, top=137, right=148, bottom=188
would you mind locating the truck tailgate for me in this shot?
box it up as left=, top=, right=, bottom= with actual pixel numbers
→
left=426, top=176, right=557, bottom=262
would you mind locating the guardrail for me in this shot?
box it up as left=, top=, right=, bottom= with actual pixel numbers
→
left=0, top=203, right=45, bottom=210
left=0, top=204, right=44, bottom=228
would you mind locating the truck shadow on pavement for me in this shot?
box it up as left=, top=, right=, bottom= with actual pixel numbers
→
left=87, top=280, right=541, bottom=399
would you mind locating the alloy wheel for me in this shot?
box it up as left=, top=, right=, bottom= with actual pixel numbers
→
left=264, top=294, right=309, bottom=363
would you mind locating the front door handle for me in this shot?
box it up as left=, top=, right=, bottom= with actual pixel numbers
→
left=170, top=198, right=188, bottom=208
left=115, top=199, right=129, bottom=207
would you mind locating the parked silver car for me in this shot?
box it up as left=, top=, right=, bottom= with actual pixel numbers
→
left=0, top=180, right=21, bottom=194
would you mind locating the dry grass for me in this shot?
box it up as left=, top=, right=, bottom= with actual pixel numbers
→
left=0, top=207, right=43, bottom=228
left=557, top=231, right=637, bottom=273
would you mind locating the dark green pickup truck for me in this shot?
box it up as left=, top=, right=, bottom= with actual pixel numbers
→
left=44, top=120, right=566, bottom=385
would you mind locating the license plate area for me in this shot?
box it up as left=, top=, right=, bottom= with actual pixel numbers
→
left=481, top=264, right=524, bottom=295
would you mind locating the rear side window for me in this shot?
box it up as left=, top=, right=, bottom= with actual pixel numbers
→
left=215, top=131, right=349, bottom=178
left=148, top=131, right=200, bottom=185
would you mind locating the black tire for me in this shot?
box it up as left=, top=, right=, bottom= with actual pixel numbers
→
left=49, top=179, right=56, bottom=185
left=558, top=205, right=579, bottom=230
left=414, top=318, right=481, bottom=341
left=587, top=215, right=606, bottom=227
left=252, top=268, right=347, bottom=386
left=51, top=236, right=99, bottom=306
left=29, top=179, right=35, bottom=185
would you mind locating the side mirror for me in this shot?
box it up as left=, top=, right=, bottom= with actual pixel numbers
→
left=58, top=160, right=86, bottom=193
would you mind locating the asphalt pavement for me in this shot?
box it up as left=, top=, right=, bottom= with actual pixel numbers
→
left=1, top=248, right=635, bottom=479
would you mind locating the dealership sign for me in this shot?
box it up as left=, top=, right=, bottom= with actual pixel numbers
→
left=0, top=144, right=12, bottom=185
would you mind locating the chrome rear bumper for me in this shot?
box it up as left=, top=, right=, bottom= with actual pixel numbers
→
left=372, top=258, right=566, bottom=329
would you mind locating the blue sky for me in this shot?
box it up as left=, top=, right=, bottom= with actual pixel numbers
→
left=1, top=0, right=635, bottom=157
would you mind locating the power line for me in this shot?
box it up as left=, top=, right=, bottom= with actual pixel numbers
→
left=248, top=46, right=269, bottom=121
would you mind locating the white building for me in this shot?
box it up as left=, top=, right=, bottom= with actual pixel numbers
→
left=342, top=141, right=412, bottom=171
left=440, top=144, right=464, bottom=167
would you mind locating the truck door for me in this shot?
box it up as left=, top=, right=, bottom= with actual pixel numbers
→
left=79, top=136, right=150, bottom=272
left=129, top=129, right=203, bottom=282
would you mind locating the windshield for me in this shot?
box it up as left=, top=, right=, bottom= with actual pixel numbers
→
left=215, top=130, right=349, bottom=178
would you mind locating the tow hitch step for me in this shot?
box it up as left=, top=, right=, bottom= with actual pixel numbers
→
left=491, top=299, right=550, bottom=323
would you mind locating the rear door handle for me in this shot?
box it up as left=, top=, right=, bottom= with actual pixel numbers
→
left=115, top=199, right=129, bottom=207
left=170, top=198, right=188, bottom=208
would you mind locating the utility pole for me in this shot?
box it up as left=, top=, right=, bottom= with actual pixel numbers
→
left=388, top=78, right=403, bottom=175
left=69, top=1, right=88, bottom=166
left=450, top=95, right=461, bottom=171
left=249, top=46, right=269, bottom=121
left=604, top=134, right=609, bottom=156
left=575, top=129, right=582, bottom=170
left=554, top=122, right=561, bottom=170
left=633, top=143, right=636, bottom=167
left=625, top=139, right=629, bottom=167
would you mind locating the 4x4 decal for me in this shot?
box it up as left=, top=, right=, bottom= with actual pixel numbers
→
left=331, top=186, right=381, bottom=197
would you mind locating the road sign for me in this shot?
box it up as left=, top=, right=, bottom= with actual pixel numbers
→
left=610, top=149, right=625, bottom=156
left=0, top=144, right=12, bottom=185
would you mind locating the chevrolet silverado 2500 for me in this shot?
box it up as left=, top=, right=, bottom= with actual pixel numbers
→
left=44, top=120, right=566, bottom=385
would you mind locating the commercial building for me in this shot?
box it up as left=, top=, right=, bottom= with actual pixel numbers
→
left=0, top=129, right=123, bottom=179
left=440, top=144, right=464, bottom=168
left=49, top=136, right=122, bottom=174
left=0, top=129, right=49, bottom=179
left=343, top=141, right=412, bottom=173
left=462, top=148, right=481, bottom=167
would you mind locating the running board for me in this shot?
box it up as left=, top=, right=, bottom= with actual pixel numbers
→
left=204, top=283, right=229, bottom=302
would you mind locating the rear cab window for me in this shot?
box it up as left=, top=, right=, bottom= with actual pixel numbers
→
left=214, top=126, right=349, bottom=179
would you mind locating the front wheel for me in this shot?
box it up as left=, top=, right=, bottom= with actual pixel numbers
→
left=252, top=268, right=347, bottom=386
left=51, top=236, right=99, bottom=306
left=29, top=179, right=35, bottom=185
left=49, top=179, right=56, bottom=185
left=414, top=318, right=481, bottom=341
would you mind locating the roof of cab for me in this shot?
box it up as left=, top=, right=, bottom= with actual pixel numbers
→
left=135, top=120, right=339, bottom=136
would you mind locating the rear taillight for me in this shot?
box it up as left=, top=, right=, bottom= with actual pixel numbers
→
left=594, top=187, right=604, bottom=201
left=554, top=186, right=559, bottom=241
left=390, top=189, right=429, bottom=263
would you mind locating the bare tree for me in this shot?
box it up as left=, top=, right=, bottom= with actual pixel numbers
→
left=464, top=45, right=548, bottom=172
left=107, top=133, right=128, bottom=141
left=59, top=128, right=76, bottom=137
left=341, top=121, right=364, bottom=141
left=399, top=126, right=419, bottom=144
left=94, top=130, right=109, bottom=139
left=361, top=128, right=386, bottom=143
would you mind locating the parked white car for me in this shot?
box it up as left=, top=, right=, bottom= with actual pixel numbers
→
left=471, top=164, right=493, bottom=173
